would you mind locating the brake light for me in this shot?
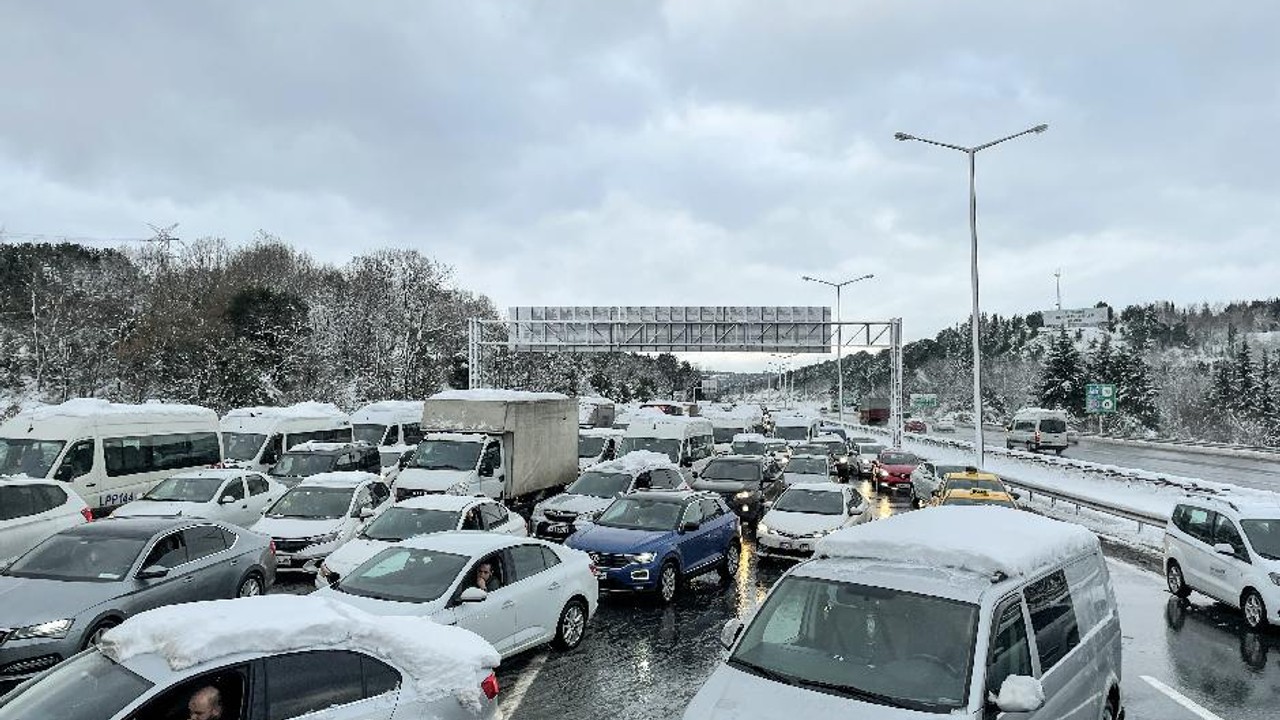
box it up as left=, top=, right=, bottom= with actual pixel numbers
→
left=80, top=507, right=94, bottom=523
left=269, top=540, right=277, bottom=554
left=481, top=672, right=500, bottom=700
left=588, top=561, right=597, bottom=576
left=1034, top=431, right=1041, bottom=443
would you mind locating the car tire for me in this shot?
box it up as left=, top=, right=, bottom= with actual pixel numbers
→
left=551, top=598, right=588, bottom=651
left=82, top=619, right=120, bottom=650
left=1026, top=442, right=1036, bottom=453
left=237, top=572, right=265, bottom=598
left=1005, top=442, right=1013, bottom=449
left=719, top=541, right=741, bottom=582
left=658, top=561, right=680, bottom=604
left=1243, top=589, right=1268, bottom=630
left=1054, top=448, right=1064, bottom=456
left=1166, top=560, right=1191, bottom=598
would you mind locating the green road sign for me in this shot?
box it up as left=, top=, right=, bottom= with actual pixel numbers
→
left=1085, top=383, right=1116, bottom=414
left=909, top=393, right=938, bottom=409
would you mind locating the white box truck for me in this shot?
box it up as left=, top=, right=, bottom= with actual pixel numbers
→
left=392, top=390, right=578, bottom=511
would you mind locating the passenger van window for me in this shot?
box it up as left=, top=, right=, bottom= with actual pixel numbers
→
left=986, top=598, right=1033, bottom=701
left=1062, top=554, right=1109, bottom=634
left=1182, top=507, right=1214, bottom=544
left=403, top=423, right=424, bottom=445
left=246, top=475, right=270, bottom=495
left=1024, top=569, right=1080, bottom=672
left=1213, top=515, right=1249, bottom=562
left=54, top=440, right=95, bottom=482
left=1013, top=421, right=1035, bottom=431
left=103, top=433, right=220, bottom=477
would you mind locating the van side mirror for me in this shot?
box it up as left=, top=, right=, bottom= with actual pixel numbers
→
left=1213, top=543, right=1238, bottom=556
left=991, top=676, right=1045, bottom=713
left=720, top=619, right=744, bottom=650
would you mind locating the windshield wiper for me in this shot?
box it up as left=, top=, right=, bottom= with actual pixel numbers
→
left=727, top=658, right=800, bottom=688
left=790, top=676, right=918, bottom=710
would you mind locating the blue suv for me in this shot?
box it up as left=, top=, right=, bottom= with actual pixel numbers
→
left=566, top=490, right=741, bottom=603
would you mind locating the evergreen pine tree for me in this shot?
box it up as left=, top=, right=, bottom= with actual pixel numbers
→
left=1236, top=340, right=1258, bottom=419
left=1114, top=346, right=1160, bottom=430
left=1037, top=329, right=1086, bottom=415
left=1085, top=334, right=1116, bottom=386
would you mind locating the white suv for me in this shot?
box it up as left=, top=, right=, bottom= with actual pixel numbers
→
left=0, top=478, right=91, bottom=564
left=1165, top=498, right=1280, bottom=629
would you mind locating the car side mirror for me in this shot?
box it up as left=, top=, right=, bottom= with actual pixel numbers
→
left=357, top=506, right=375, bottom=520
left=1010, top=491, right=1022, bottom=501
left=398, top=454, right=413, bottom=469
left=219, top=495, right=237, bottom=505
left=720, top=619, right=744, bottom=650
left=1213, top=543, right=1237, bottom=556
left=138, top=565, right=170, bottom=580
left=459, top=587, right=488, bottom=603
left=681, top=458, right=693, bottom=468
left=681, top=521, right=701, bottom=533
left=991, top=675, right=1045, bottom=713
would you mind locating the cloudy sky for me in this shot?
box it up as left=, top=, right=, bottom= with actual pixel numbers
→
left=3, top=2, right=1278, bottom=372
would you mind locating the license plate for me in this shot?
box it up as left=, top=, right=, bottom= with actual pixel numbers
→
left=548, top=523, right=570, bottom=534
left=594, top=570, right=607, bottom=580
left=780, top=541, right=793, bottom=550
left=277, top=556, right=294, bottom=567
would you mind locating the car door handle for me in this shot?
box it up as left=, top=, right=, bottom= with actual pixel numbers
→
left=84, top=482, right=97, bottom=488
left=229, top=558, right=239, bottom=566
left=182, top=576, right=194, bottom=583
left=547, top=582, right=561, bottom=591
left=502, top=600, right=516, bottom=609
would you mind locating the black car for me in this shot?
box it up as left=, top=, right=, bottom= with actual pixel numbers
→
left=267, top=441, right=382, bottom=487
left=690, top=455, right=786, bottom=525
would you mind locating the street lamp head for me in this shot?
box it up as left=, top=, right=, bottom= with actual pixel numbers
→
left=1031, top=124, right=1049, bottom=134
left=801, top=275, right=816, bottom=282
left=893, top=132, right=914, bottom=142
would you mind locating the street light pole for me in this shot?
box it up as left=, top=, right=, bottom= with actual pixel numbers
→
left=894, top=123, right=1048, bottom=468
left=801, top=273, right=874, bottom=425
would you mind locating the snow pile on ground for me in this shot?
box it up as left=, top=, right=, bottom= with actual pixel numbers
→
left=224, top=402, right=349, bottom=420
left=100, top=595, right=499, bottom=705
left=432, top=389, right=569, bottom=401
left=589, top=450, right=677, bottom=475
left=816, top=506, right=1099, bottom=579
left=14, top=398, right=217, bottom=420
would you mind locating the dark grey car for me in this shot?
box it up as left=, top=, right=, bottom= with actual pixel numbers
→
left=0, top=517, right=275, bottom=682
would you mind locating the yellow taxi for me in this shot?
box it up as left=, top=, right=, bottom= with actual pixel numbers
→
left=931, top=467, right=1020, bottom=508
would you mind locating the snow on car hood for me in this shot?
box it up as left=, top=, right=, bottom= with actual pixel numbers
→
left=113, top=500, right=208, bottom=518
left=394, top=468, right=476, bottom=491
left=250, top=516, right=344, bottom=539
left=537, top=493, right=611, bottom=517
left=322, top=537, right=390, bottom=576
left=760, top=510, right=845, bottom=536
left=683, top=664, right=930, bottom=719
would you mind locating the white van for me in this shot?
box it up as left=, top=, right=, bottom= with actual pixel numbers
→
left=688, top=506, right=1124, bottom=720
left=1005, top=408, right=1070, bottom=455
left=220, top=403, right=353, bottom=472
left=618, top=416, right=715, bottom=476
left=772, top=415, right=820, bottom=445
left=0, top=399, right=221, bottom=515
left=351, top=400, right=426, bottom=449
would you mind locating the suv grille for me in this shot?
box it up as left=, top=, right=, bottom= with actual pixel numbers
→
left=589, top=552, right=631, bottom=569
left=272, top=538, right=312, bottom=554
left=544, top=510, right=579, bottom=522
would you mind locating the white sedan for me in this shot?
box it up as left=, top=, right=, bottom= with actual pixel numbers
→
left=112, top=469, right=286, bottom=528
left=314, top=532, right=598, bottom=660
left=0, top=478, right=90, bottom=565
left=756, top=483, right=871, bottom=559
left=317, top=494, right=527, bottom=587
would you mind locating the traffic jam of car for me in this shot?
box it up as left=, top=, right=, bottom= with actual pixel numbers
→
left=0, top=395, right=1272, bottom=719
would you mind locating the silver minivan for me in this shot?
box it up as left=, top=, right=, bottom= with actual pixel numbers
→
left=684, top=506, right=1123, bottom=719
left=1004, top=408, right=1070, bottom=455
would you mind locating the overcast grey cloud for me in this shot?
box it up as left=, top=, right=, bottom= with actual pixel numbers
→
left=3, top=1, right=1279, bottom=371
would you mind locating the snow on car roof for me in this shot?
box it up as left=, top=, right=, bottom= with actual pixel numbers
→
left=18, top=398, right=217, bottom=420
left=401, top=529, right=532, bottom=554
left=166, top=468, right=250, bottom=480
left=224, top=402, right=348, bottom=420
left=586, top=450, right=677, bottom=475
left=287, top=441, right=366, bottom=453
left=100, top=595, right=499, bottom=705
left=396, top=494, right=487, bottom=511
left=815, top=506, right=1099, bottom=580
left=430, top=389, right=569, bottom=401
left=579, top=427, right=624, bottom=438
left=424, top=432, right=489, bottom=443
left=731, top=433, right=768, bottom=443
left=1205, top=495, right=1280, bottom=520
left=296, top=471, right=382, bottom=488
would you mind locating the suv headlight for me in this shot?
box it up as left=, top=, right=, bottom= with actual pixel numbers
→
left=1270, top=572, right=1280, bottom=587
left=10, top=619, right=74, bottom=641
left=757, top=523, right=771, bottom=535
left=734, top=490, right=753, bottom=499
left=628, top=552, right=656, bottom=565
left=876, top=468, right=888, bottom=478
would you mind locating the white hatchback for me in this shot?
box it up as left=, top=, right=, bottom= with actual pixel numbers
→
left=318, top=494, right=527, bottom=587
left=0, top=478, right=90, bottom=565
left=250, top=471, right=391, bottom=573
left=0, top=594, right=501, bottom=720
left=756, top=483, right=870, bottom=560
left=316, top=531, right=598, bottom=660
left=111, top=469, right=286, bottom=528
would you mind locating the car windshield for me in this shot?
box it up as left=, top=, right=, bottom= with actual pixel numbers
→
left=578, top=436, right=607, bottom=458
left=222, top=432, right=267, bottom=461
left=773, top=489, right=845, bottom=515
left=379, top=450, right=406, bottom=469
left=336, top=547, right=469, bottom=603
left=942, top=496, right=1014, bottom=507
left=793, top=445, right=829, bottom=456
left=410, top=440, right=483, bottom=471
left=354, top=423, right=390, bottom=445
left=787, top=458, right=829, bottom=475
left=0, top=650, right=154, bottom=720
left=712, top=427, right=740, bottom=443
left=266, top=486, right=353, bottom=519
left=731, top=441, right=766, bottom=455
left=701, top=460, right=761, bottom=482
left=1241, top=519, right=1280, bottom=560
left=1039, top=419, right=1068, bottom=433
left=567, top=471, right=632, bottom=498
left=142, top=475, right=226, bottom=502
left=729, top=576, right=978, bottom=713
left=944, top=476, right=1002, bottom=492
left=618, top=437, right=680, bottom=464
left=858, top=444, right=885, bottom=456
left=879, top=452, right=917, bottom=465
left=5, top=533, right=146, bottom=582
left=0, top=438, right=66, bottom=478
left=360, top=507, right=459, bottom=541
left=774, top=426, right=809, bottom=441
left=269, top=453, right=336, bottom=477
left=595, top=497, right=683, bottom=531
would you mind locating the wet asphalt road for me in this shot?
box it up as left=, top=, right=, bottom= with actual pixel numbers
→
left=929, top=425, right=1280, bottom=494
left=272, top=480, right=1280, bottom=720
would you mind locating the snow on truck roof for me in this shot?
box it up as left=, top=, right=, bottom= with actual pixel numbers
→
left=100, top=595, right=499, bottom=705
left=815, top=506, right=1099, bottom=581
left=774, top=415, right=816, bottom=426
left=11, top=399, right=217, bottom=421
left=430, top=389, right=569, bottom=401
left=579, top=427, right=624, bottom=438
left=223, top=402, right=348, bottom=421
left=351, top=401, right=424, bottom=423
left=587, top=450, right=678, bottom=476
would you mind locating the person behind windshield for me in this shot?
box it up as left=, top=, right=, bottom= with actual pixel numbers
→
left=187, top=686, right=224, bottom=720
left=474, top=561, right=499, bottom=591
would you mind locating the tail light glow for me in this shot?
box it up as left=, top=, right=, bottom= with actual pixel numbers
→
left=80, top=507, right=95, bottom=522
left=481, top=672, right=500, bottom=700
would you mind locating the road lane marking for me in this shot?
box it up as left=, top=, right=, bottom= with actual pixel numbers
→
left=1140, top=676, right=1226, bottom=720
left=497, top=651, right=548, bottom=720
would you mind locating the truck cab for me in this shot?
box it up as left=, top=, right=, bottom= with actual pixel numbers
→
left=391, top=432, right=503, bottom=501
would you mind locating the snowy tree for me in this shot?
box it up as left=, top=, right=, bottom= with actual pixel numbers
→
left=1037, top=330, right=1086, bottom=416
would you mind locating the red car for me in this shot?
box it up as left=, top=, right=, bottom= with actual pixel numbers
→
left=873, top=449, right=920, bottom=492
left=903, top=419, right=927, bottom=433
